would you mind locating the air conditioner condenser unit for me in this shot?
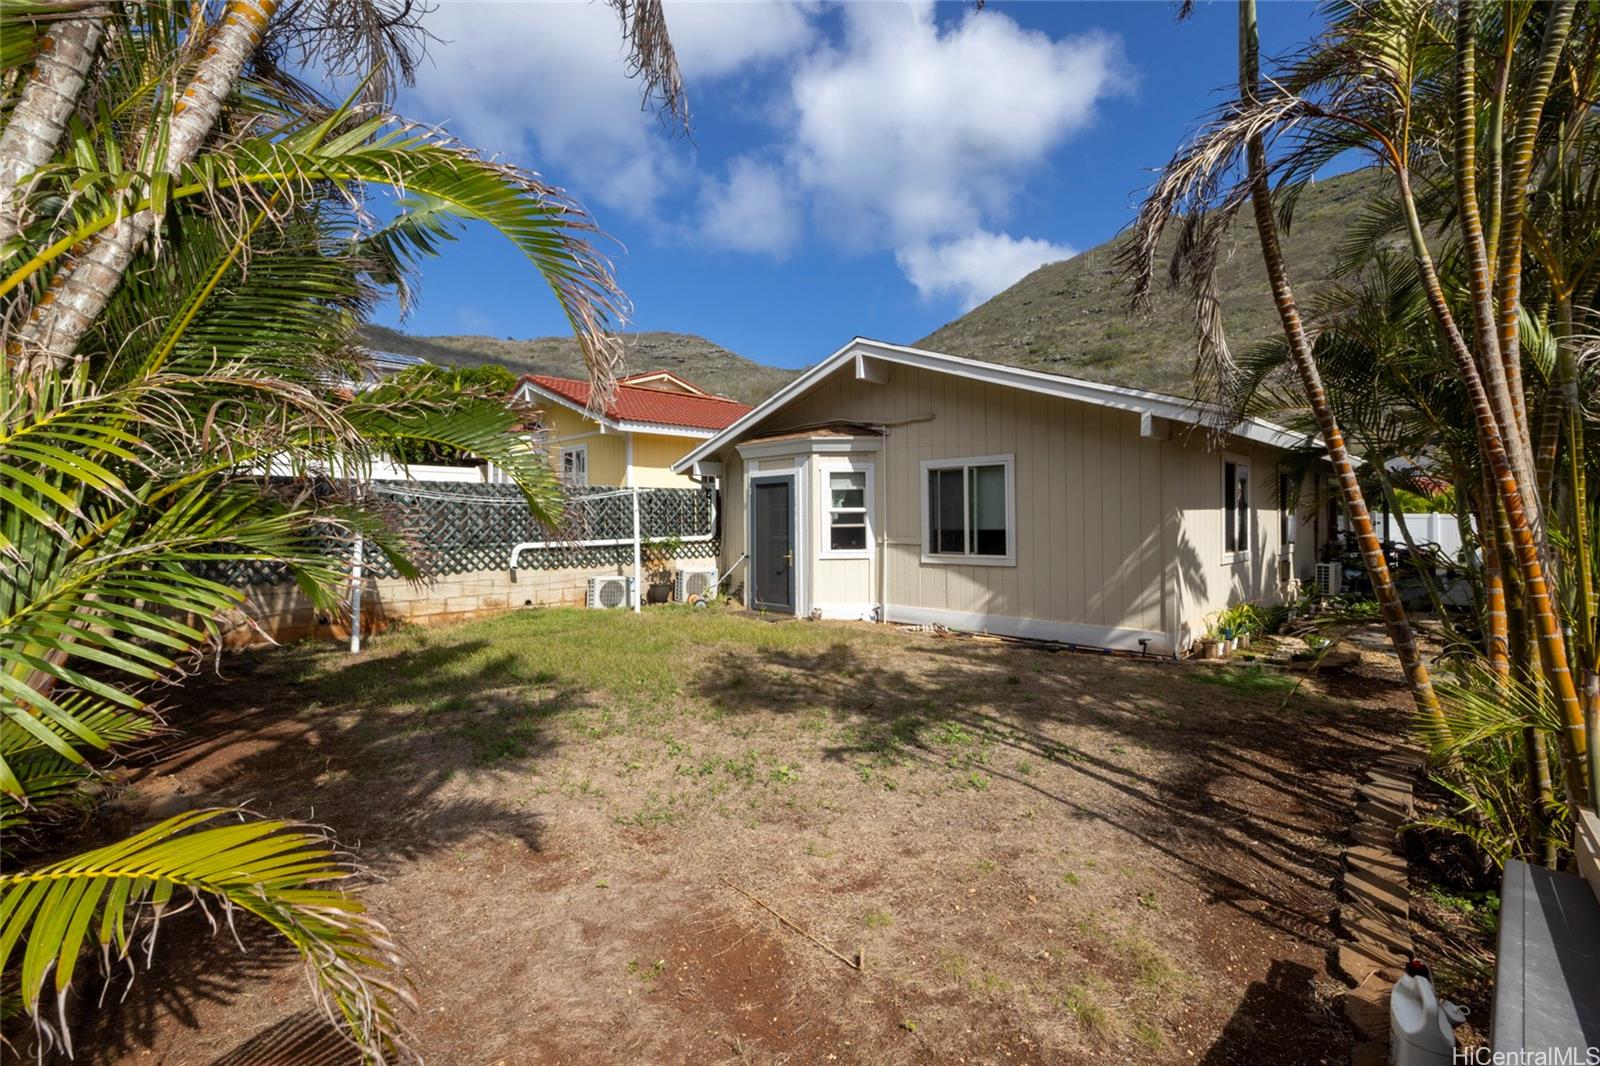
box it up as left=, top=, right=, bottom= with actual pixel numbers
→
left=674, top=568, right=718, bottom=603
left=1314, top=562, right=1342, bottom=597
left=587, top=575, right=635, bottom=609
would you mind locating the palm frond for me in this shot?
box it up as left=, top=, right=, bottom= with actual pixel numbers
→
left=0, top=808, right=414, bottom=1061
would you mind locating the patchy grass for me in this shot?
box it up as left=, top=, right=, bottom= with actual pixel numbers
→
left=94, top=605, right=1408, bottom=1065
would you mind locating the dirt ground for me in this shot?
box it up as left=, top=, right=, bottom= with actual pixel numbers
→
left=63, top=607, right=1409, bottom=1065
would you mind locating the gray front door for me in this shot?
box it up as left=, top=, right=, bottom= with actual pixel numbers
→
left=751, top=479, right=795, bottom=612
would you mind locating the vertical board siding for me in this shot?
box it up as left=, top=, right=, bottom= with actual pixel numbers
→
left=710, top=363, right=1298, bottom=648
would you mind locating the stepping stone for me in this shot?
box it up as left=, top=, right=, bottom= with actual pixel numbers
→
left=1339, top=909, right=1411, bottom=955
left=1343, top=975, right=1393, bottom=1039
left=1345, top=867, right=1408, bottom=919
left=1350, top=822, right=1400, bottom=849
left=1363, top=769, right=1413, bottom=791
left=1338, top=942, right=1405, bottom=986
left=1345, top=845, right=1406, bottom=875
left=1357, top=780, right=1414, bottom=811
left=1357, top=799, right=1410, bottom=828
left=1342, top=892, right=1408, bottom=929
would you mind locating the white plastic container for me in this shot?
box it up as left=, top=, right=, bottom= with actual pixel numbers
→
left=1391, top=970, right=1465, bottom=1066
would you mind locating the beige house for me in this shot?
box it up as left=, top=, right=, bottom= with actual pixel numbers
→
left=515, top=370, right=751, bottom=488
left=673, top=338, right=1327, bottom=655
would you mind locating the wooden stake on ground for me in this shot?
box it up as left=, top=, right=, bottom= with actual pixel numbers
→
left=720, top=876, right=863, bottom=972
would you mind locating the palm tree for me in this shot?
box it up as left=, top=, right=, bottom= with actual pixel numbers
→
left=1132, top=0, right=1600, bottom=851
left=0, top=0, right=686, bottom=1056
left=1125, top=0, right=1446, bottom=728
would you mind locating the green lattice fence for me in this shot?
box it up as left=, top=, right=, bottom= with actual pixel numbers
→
left=210, top=481, right=719, bottom=587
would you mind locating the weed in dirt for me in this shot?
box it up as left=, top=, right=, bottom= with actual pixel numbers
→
left=1133, top=1019, right=1166, bottom=1050
left=627, top=959, right=666, bottom=983
left=1137, top=890, right=1161, bottom=912
left=1015, top=759, right=1034, bottom=777
left=1061, top=871, right=1082, bottom=887
left=1120, top=935, right=1179, bottom=989
left=1060, top=983, right=1109, bottom=1034
left=965, top=771, right=992, bottom=791
left=804, top=839, right=837, bottom=859
left=1421, top=884, right=1500, bottom=935
left=863, top=908, right=894, bottom=930
left=938, top=950, right=970, bottom=980
left=1193, top=665, right=1297, bottom=695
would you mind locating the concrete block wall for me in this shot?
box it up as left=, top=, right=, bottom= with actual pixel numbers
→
left=222, top=557, right=713, bottom=647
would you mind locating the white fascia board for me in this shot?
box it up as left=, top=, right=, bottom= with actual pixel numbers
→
left=611, top=420, right=718, bottom=439
left=735, top=435, right=882, bottom=461
left=671, top=337, right=1313, bottom=473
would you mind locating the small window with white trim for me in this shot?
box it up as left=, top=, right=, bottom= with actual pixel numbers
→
left=922, top=455, right=1014, bottom=564
left=827, top=469, right=869, bottom=552
left=560, top=446, right=588, bottom=487
left=1224, top=459, right=1250, bottom=557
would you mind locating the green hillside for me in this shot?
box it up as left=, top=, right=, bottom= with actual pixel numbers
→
left=367, top=170, right=1379, bottom=407
left=359, top=325, right=799, bottom=406
left=917, top=169, right=1384, bottom=398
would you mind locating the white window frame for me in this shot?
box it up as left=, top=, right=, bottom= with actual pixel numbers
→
left=919, top=454, right=1016, bottom=567
left=560, top=445, right=589, bottom=487
left=1223, top=454, right=1251, bottom=562
left=818, top=458, right=874, bottom=560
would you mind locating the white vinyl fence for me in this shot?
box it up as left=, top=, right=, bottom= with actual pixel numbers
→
left=1377, top=512, right=1472, bottom=560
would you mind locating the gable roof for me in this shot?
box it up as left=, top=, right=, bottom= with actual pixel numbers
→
left=518, top=373, right=752, bottom=436
left=673, top=337, right=1313, bottom=473
left=617, top=370, right=707, bottom=395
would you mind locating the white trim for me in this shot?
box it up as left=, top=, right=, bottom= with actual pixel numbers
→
left=919, top=453, right=1017, bottom=567
left=516, top=381, right=723, bottom=439
left=817, top=457, right=874, bottom=560
left=884, top=604, right=1170, bottom=655
left=736, top=435, right=881, bottom=461
left=618, top=370, right=708, bottom=395
left=745, top=466, right=806, bottom=615
left=559, top=444, right=589, bottom=487
left=1222, top=452, right=1252, bottom=564
left=672, top=337, right=1312, bottom=474
left=813, top=601, right=877, bottom=622
left=624, top=433, right=634, bottom=488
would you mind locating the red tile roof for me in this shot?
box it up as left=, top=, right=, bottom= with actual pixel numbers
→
left=520, top=373, right=753, bottom=431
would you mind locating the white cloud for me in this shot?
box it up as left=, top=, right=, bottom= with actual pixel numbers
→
left=661, top=0, right=816, bottom=79
left=788, top=3, right=1126, bottom=247
left=408, top=1, right=818, bottom=217
left=897, top=230, right=1076, bottom=310
left=697, top=2, right=1127, bottom=302
left=698, top=157, right=802, bottom=256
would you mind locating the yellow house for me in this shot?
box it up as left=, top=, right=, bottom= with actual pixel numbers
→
left=514, top=370, right=753, bottom=488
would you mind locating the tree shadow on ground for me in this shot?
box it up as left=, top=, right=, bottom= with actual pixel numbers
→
left=696, top=636, right=1399, bottom=1010
left=1197, top=958, right=1347, bottom=1064
left=58, top=636, right=589, bottom=1064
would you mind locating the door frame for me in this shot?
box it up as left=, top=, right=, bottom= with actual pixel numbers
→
left=746, top=467, right=806, bottom=615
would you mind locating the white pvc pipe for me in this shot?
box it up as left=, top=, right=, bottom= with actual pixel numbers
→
left=508, top=490, right=717, bottom=570
left=631, top=485, right=642, bottom=613
left=349, top=533, right=364, bottom=654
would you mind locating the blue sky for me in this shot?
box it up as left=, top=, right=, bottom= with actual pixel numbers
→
left=375, top=1, right=1326, bottom=370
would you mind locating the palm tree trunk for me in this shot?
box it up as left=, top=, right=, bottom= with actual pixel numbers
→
left=15, top=0, right=280, bottom=375
left=1238, top=0, right=1445, bottom=726
left=1454, top=1, right=1520, bottom=460
left=1491, top=0, right=1576, bottom=532
left=1479, top=467, right=1510, bottom=681
left=0, top=6, right=107, bottom=252
left=1393, top=164, right=1590, bottom=802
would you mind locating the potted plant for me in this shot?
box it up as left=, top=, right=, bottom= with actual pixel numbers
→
left=641, top=536, right=683, bottom=605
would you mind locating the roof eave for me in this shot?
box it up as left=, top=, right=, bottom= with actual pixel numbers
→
left=671, top=337, right=1317, bottom=473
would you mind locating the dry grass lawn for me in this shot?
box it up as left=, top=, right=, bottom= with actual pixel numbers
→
left=76, top=607, right=1409, bottom=1065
